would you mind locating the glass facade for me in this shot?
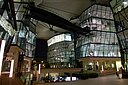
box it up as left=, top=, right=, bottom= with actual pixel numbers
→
left=76, top=4, right=120, bottom=58
left=0, top=1, right=35, bottom=84
left=0, top=27, right=10, bottom=40
left=0, top=2, right=16, bottom=41
left=0, top=0, right=36, bottom=57
left=13, top=1, right=36, bottom=57
left=110, top=0, right=128, bottom=73
left=110, top=0, right=128, bottom=14
left=47, top=33, right=75, bottom=68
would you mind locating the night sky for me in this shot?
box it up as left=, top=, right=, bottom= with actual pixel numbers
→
left=35, top=39, right=48, bottom=60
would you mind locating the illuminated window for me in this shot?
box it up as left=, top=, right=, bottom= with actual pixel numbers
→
left=76, top=4, right=120, bottom=58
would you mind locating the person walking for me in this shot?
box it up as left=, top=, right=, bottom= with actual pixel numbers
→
left=116, top=71, right=120, bottom=79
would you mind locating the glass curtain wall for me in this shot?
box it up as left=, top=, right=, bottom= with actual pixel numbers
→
left=0, top=27, right=10, bottom=41
left=76, top=4, right=120, bottom=58
left=0, top=1, right=16, bottom=42
left=13, top=0, right=36, bottom=57
left=0, top=0, right=36, bottom=57
left=47, top=33, right=75, bottom=68
left=110, top=0, right=128, bottom=72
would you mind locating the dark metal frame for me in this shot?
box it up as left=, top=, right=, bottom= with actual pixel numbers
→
left=76, top=4, right=120, bottom=58
left=110, top=0, right=128, bottom=75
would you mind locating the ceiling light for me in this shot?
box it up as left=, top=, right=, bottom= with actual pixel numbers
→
left=38, top=64, right=41, bottom=74
left=33, top=60, right=36, bottom=63
left=89, top=62, right=93, bottom=65
left=123, top=2, right=127, bottom=4
left=41, top=61, right=43, bottom=63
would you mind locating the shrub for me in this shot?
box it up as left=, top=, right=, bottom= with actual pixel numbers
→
left=122, top=72, right=128, bottom=79
left=72, top=71, right=99, bottom=80
left=88, top=72, right=98, bottom=78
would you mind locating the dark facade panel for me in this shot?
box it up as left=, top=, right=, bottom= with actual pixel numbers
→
left=35, top=39, right=48, bottom=59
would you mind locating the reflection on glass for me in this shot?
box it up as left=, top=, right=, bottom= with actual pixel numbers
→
left=110, top=0, right=128, bottom=14
left=47, top=33, right=75, bottom=68
left=76, top=4, right=120, bottom=58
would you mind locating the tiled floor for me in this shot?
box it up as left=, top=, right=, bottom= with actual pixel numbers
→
left=38, top=75, right=128, bottom=85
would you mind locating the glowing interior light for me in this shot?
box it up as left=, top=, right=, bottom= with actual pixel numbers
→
left=0, top=40, right=6, bottom=76
left=89, top=62, right=93, bottom=65
left=41, top=61, right=43, bottom=63
left=38, top=64, right=41, bottom=74
left=123, top=2, right=127, bottom=4
left=116, top=61, right=121, bottom=71
left=96, top=61, right=99, bottom=66
left=101, top=65, right=104, bottom=71
left=9, top=60, right=14, bottom=78
left=30, top=74, right=33, bottom=80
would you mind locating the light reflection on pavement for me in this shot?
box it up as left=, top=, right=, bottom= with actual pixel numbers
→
left=37, top=75, right=128, bottom=85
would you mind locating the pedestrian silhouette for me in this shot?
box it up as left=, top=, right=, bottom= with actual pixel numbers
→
left=116, top=71, right=120, bottom=79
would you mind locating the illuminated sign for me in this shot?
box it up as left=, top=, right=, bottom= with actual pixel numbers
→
left=48, top=34, right=72, bottom=46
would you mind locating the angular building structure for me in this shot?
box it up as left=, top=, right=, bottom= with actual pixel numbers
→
left=0, top=0, right=36, bottom=80
left=76, top=4, right=121, bottom=72
left=47, top=33, right=75, bottom=68
left=110, top=0, right=128, bottom=78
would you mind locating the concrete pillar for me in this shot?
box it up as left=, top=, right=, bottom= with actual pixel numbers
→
left=93, top=61, right=96, bottom=71
left=70, top=73, right=72, bottom=81
left=83, top=62, right=87, bottom=70
left=99, top=61, right=102, bottom=71
left=96, top=61, right=99, bottom=70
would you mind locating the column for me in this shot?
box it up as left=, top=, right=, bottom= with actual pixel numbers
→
left=70, top=73, right=72, bottom=81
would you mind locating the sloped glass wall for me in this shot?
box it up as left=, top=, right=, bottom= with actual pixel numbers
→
left=110, top=0, right=128, bottom=73
left=76, top=4, right=120, bottom=58
left=0, top=0, right=36, bottom=57
left=13, top=1, right=36, bottom=57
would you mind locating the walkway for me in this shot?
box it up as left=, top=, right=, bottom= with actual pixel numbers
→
left=37, top=75, right=128, bottom=85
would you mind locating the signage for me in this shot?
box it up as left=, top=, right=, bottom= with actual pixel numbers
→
left=48, top=34, right=72, bottom=46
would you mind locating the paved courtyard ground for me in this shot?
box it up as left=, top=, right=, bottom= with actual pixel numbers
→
left=38, top=75, right=128, bottom=85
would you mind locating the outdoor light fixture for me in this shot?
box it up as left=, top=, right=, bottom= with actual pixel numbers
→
left=9, top=59, right=14, bottom=78
left=101, top=65, right=104, bottom=71
left=41, top=61, right=43, bottom=63
left=38, top=64, right=41, bottom=74
left=0, top=40, right=6, bottom=76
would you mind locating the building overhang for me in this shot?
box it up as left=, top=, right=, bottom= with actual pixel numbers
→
left=79, top=57, right=121, bottom=62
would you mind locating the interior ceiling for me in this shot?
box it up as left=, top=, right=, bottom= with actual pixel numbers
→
left=34, top=0, right=109, bottom=40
